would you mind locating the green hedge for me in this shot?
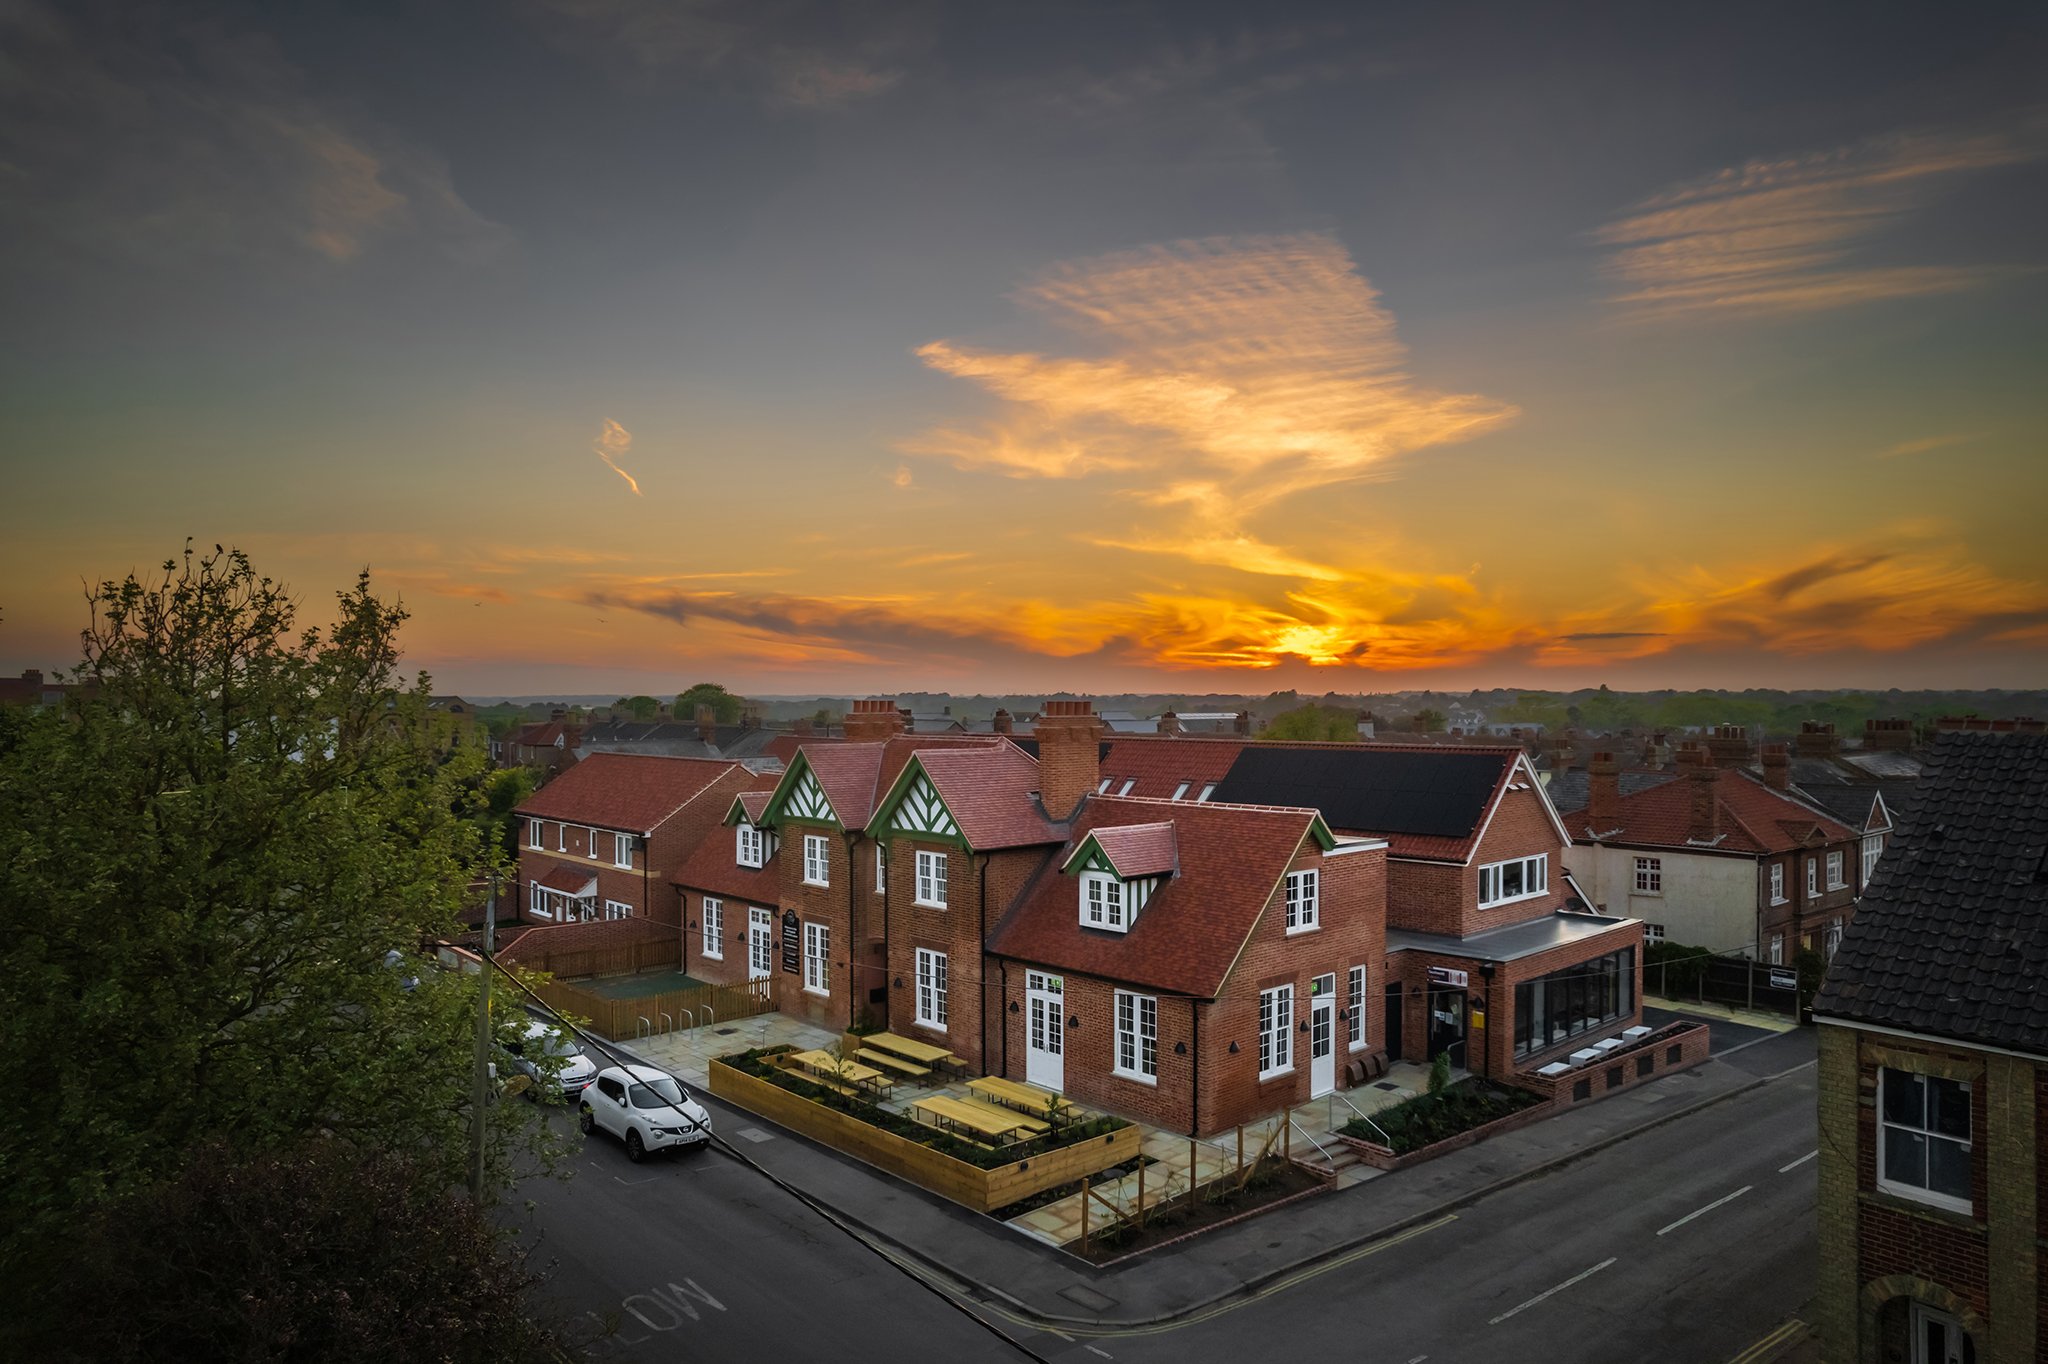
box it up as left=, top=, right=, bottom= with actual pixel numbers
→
left=1339, top=1079, right=1543, bottom=1155
left=1645, top=940, right=1711, bottom=996
left=718, top=1048, right=1128, bottom=1170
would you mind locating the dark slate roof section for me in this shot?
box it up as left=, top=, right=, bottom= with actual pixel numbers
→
left=1794, top=784, right=1896, bottom=832
left=1814, top=732, right=2048, bottom=1056
left=1544, top=769, right=1680, bottom=816
left=1211, top=746, right=1503, bottom=841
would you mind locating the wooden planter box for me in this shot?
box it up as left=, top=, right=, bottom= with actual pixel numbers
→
left=1336, top=1093, right=1554, bottom=1171
left=709, top=1058, right=1139, bottom=1214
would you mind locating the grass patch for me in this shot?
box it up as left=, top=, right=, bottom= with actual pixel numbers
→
left=717, top=1047, right=1129, bottom=1170
left=1339, top=1078, right=1544, bottom=1154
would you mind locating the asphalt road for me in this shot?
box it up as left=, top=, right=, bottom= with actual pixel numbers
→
left=514, top=1052, right=1817, bottom=1364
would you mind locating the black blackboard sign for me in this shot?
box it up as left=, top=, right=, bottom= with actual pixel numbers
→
left=780, top=909, right=800, bottom=973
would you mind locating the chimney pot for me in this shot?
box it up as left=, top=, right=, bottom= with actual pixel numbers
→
left=844, top=697, right=907, bottom=743
left=992, top=707, right=1013, bottom=735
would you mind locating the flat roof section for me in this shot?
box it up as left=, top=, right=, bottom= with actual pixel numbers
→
left=1387, top=912, right=1637, bottom=965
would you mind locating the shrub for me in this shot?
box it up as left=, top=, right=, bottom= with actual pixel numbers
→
left=1645, top=940, right=1710, bottom=996
left=1340, top=1079, right=1543, bottom=1155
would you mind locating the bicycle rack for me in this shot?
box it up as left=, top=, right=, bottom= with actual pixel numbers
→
left=635, top=1015, right=652, bottom=1040
left=659, top=1012, right=674, bottom=1035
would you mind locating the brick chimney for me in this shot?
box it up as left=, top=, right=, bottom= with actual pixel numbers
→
left=791, top=716, right=814, bottom=737
left=1680, top=743, right=1721, bottom=841
left=1795, top=721, right=1838, bottom=758
left=1705, top=724, right=1751, bottom=769
left=1588, top=751, right=1621, bottom=829
left=843, top=698, right=907, bottom=743
left=992, top=707, right=1013, bottom=735
left=695, top=704, right=716, bottom=743
left=1762, top=742, right=1791, bottom=791
left=1156, top=710, right=1181, bottom=736
left=1864, top=717, right=1914, bottom=751
left=1234, top=710, right=1252, bottom=736
left=21, top=669, right=42, bottom=687
left=1035, top=699, right=1101, bottom=819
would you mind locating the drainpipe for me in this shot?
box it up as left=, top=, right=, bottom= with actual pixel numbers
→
left=640, top=832, right=650, bottom=936
left=977, top=852, right=991, bottom=1071
left=1189, top=1000, right=1202, bottom=1137
left=999, top=959, right=1010, bottom=1075
left=845, top=831, right=861, bottom=1030
left=677, top=884, right=690, bottom=974
left=880, top=838, right=891, bottom=1033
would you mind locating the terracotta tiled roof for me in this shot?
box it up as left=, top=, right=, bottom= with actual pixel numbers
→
left=911, top=744, right=1063, bottom=849
left=1577, top=769, right=1856, bottom=854
left=736, top=790, right=773, bottom=823
left=1069, top=821, right=1178, bottom=878
left=537, top=865, right=598, bottom=895
left=987, top=795, right=1322, bottom=998
left=788, top=734, right=1015, bottom=833
left=515, top=753, right=738, bottom=833
left=1096, top=736, right=1246, bottom=799
left=670, top=822, right=782, bottom=904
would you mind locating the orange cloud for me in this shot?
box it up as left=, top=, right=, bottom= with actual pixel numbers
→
left=592, top=418, right=641, bottom=495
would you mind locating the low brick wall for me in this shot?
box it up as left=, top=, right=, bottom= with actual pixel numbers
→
left=708, top=1058, right=1139, bottom=1214
left=1336, top=1092, right=1555, bottom=1171
left=1514, top=1021, right=1712, bottom=1108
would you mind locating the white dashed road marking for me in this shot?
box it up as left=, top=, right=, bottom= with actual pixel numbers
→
left=1778, top=1150, right=1818, bottom=1173
left=1657, top=1185, right=1752, bottom=1236
left=1489, top=1258, right=1616, bottom=1325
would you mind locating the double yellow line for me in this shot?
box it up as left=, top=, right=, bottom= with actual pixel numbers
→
left=1726, top=1317, right=1808, bottom=1364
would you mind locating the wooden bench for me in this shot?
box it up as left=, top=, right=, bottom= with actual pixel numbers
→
left=857, top=1048, right=932, bottom=1083
left=912, top=1095, right=1028, bottom=1145
left=867, top=1032, right=966, bottom=1077
left=967, top=1075, right=1072, bottom=1118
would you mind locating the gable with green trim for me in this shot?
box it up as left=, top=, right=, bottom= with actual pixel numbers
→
left=871, top=758, right=967, bottom=847
left=762, top=752, right=839, bottom=828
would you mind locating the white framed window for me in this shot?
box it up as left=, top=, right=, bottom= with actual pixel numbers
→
left=1826, top=851, right=1845, bottom=890
left=1117, top=778, right=1136, bottom=796
left=1197, top=783, right=1216, bottom=802
left=1478, top=854, right=1549, bottom=908
left=586, top=827, right=599, bottom=859
left=1171, top=782, right=1189, bottom=800
left=701, top=898, right=723, bottom=959
left=1824, top=917, right=1843, bottom=959
left=914, top=850, right=948, bottom=908
left=556, top=822, right=567, bottom=852
left=1284, top=869, right=1319, bottom=933
left=1080, top=871, right=1127, bottom=931
left=803, top=834, right=830, bottom=887
left=915, top=948, right=947, bottom=1030
left=529, top=879, right=544, bottom=916
left=527, top=819, right=543, bottom=849
left=1096, top=777, right=1114, bottom=794
left=875, top=843, right=887, bottom=895
left=1114, top=991, right=1158, bottom=1082
left=1770, top=863, right=1786, bottom=904
left=613, top=833, right=633, bottom=869
left=1257, top=985, right=1294, bottom=1079
left=604, top=898, right=633, bottom=920
left=1347, top=966, right=1366, bottom=1049
left=1768, top=933, right=1784, bottom=965
left=803, top=921, right=829, bottom=995
left=736, top=822, right=764, bottom=868
left=1644, top=922, right=1667, bottom=945
left=1633, top=857, right=1662, bottom=894
left=1861, top=834, right=1882, bottom=887
left=1806, top=858, right=1818, bottom=897
left=1877, top=1067, right=1972, bottom=1213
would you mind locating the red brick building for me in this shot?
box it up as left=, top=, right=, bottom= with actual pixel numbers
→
left=1814, top=731, right=2048, bottom=1364
left=513, top=753, right=754, bottom=929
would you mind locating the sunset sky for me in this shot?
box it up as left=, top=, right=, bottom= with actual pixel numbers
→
left=3, top=0, right=2045, bottom=696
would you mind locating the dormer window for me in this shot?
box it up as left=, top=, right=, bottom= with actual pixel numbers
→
left=736, top=821, right=764, bottom=868
left=1081, top=872, right=1128, bottom=932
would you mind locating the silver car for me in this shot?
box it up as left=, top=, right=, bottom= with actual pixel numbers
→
left=504, top=1019, right=598, bottom=1102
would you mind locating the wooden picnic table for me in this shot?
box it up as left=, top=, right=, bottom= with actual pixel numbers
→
left=866, top=1032, right=963, bottom=1071
left=788, top=1050, right=892, bottom=1097
left=967, top=1076, right=1072, bottom=1117
left=912, top=1094, right=1028, bottom=1144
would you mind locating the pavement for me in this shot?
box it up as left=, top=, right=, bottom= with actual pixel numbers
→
left=522, top=1004, right=1817, bottom=1354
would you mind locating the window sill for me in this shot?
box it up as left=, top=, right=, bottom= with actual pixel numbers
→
left=1348, top=1040, right=1370, bottom=1053
left=1285, top=923, right=1320, bottom=936
left=1112, top=1068, right=1158, bottom=1087
left=1258, top=1066, right=1294, bottom=1083
left=1080, top=920, right=1131, bottom=934
left=802, top=878, right=829, bottom=889
left=804, top=986, right=828, bottom=997
left=1479, top=889, right=1549, bottom=912
left=913, top=898, right=948, bottom=911
left=915, top=1019, right=948, bottom=1035
left=737, top=860, right=762, bottom=871
left=702, top=952, right=723, bottom=962
left=1863, top=1184, right=1977, bottom=1226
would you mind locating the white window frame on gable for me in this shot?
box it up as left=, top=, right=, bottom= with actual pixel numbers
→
left=527, top=819, right=543, bottom=849
left=914, top=849, right=948, bottom=908
left=736, top=822, right=764, bottom=869
left=1080, top=871, right=1127, bottom=932
left=613, top=832, right=633, bottom=870
left=1876, top=1067, right=1972, bottom=1214
left=803, top=921, right=829, bottom=995
left=1257, top=984, right=1294, bottom=1079
left=1478, top=854, right=1548, bottom=909
left=1113, top=991, right=1157, bottom=1082
left=1633, top=857, right=1662, bottom=895
left=1826, top=851, right=1846, bottom=890
left=1770, top=863, right=1786, bottom=904
left=915, top=948, right=947, bottom=1030
left=701, top=898, right=723, bottom=959
left=1284, top=869, right=1319, bottom=933
left=803, top=834, right=830, bottom=887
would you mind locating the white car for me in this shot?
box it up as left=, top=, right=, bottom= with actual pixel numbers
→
left=504, top=1019, right=598, bottom=1102
left=579, top=1065, right=713, bottom=1161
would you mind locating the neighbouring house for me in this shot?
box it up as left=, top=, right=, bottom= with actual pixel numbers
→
left=577, top=710, right=785, bottom=766
left=1812, top=730, right=2048, bottom=1364
left=500, top=710, right=583, bottom=779
left=0, top=668, right=95, bottom=708
left=513, top=753, right=755, bottom=929
left=1564, top=740, right=1866, bottom=963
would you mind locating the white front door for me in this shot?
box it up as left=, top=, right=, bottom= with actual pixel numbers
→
left=1309, top=975, right=1336, bottom=1098
left=1911, top=1304, right=1974, bottom=1364
left=748, top=908, right=773, bottom=981
left=1025, top=971, right=1064, bottom=1091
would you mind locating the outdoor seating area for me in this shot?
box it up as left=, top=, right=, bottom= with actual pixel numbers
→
left=860, top=1031, right=967, bottom=1083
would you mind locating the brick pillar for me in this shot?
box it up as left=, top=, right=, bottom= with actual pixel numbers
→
left=843, top=698, right=906, bottom=743
left=1035, top=700, right=1101, bottom=819
left=1814, top=1025, right=1861, bottom=1364
left=1985, top=1052, right=2039, bottom=1364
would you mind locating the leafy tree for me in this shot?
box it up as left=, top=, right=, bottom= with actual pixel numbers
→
left=1412, top=708, right=1448, bottom=733
left=676, top=681, right=744, bottom=725
left=620, top=694, right=661, bottom=721
left=5, top=1141, right=578, bottom=1363
left=0, top=546, right=554, bottom=1258
left=475, top=765, right=537, bottom=860
left=1262, top=703, right=1360, bottom=742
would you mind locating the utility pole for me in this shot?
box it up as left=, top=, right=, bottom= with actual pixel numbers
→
left=468, top=874, right=497, bottom=1203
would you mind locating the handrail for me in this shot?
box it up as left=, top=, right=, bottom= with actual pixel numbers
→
left=1329, top=1090, right=1391, bottom=1147
left=1291, top=1124, right=1341, bottom=1171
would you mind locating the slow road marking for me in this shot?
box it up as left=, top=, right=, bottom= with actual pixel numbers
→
left=1488, top=1258, right=1615, bottom=1325
left=1778, top=1150, right=1818, bottom=1173
left=1658, top=1185, right=1752, bottom=1236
